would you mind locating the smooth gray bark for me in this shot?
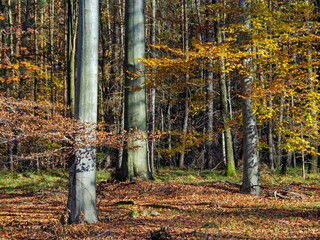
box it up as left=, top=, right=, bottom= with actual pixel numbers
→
left=239, top=0, right=260, bottom=195
left=67, top=0, right=99, bottom=224
left=241, top=92, right=260, bottom=194
left=179, top=0, right=189, bottom=168
left=118, top=0, right=152, bottom=180
left=149, top=0, right=157, bottom=173
left=116, top=0, right=125, bottom=170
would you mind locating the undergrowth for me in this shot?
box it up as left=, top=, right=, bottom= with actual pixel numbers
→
left=0, top=166, right=319, bottom=194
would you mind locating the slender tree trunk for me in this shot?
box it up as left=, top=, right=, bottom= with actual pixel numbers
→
left=307, top=48, right=318, bottom=173
left=204, top=0, right=215, bottom=169
left=7, top=0, right=13, bottom=95
left=16, top=0, right=21, bottom=51
left=293, top=152, right=297, bottom=168
left=166, top=101, right=173, bottom=166
left=48, top=0, right=55, bottom=112
left=98, top=1, right=108, bottom=122
left=117, top=0, right=125, bottom=169
left=276, top=95, right=285, bottom=168
left=67, top=0, right=99, bottom=224
left=19, top=0, right=32, bottom=101
left=118, top=0, right=153, bottom=180
left=67, top=0, right=77, bottom=117
left=179, top=99, right=189, bottom=168
left=149, top=0, right=157, bottom=174
left=302, top=155, right=306, bottom=179
left=220, top=60, right=236, bottom=176
left=7, top=142, right=14, bottom=172
left=33, top=0, right=38, bottom=102
left=268, top=117, right=276, bottom=171
left=179, top=0, right=189, bottom=168
left=205, top=66, right=214, bottom=169
left=212, top=0, right=236, bottom=175
left=6, top=0, right=14, bottom=170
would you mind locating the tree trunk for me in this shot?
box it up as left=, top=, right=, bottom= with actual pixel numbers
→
left=307, top=48, right=318, bottom=174
left=205, top=66, right=214, bottom=169
left=118, top=0, right=152, bottom=180
left=117, top=0, right=125, bottom=170
left=149, top=0, right=157, bottom=173
left=220, top=69, right=236, bottom=176
left=268, top=118, right=276, bottom=171
left=213, top=0, right=236, bottom=175
left=179, top=0, right=189, bottom=168
left=67, top=0, right=99, bottom=224
left=276, top=95, right=285, bottom=168
left=33, top=0, right=38, bottom=102
left=204, top=0, right=214, bottom=169
left=241, top=95, right=260, bottom=194
left=49, top=0, right=55, bottom=113
left=67, top=0, right=77, bottom=117
left=239, top=0, right=260, bottom=195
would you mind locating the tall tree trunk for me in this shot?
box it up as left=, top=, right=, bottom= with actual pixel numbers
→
left=215, top=0, right=236, bottom=176
left=179, top=0, right=189, bottom=168
left=117, top=0, right=125, bottom=170
left=307, top=48, right=318, bottom=173
left=149, top=0, right=157, bottom=173
left=7, top=0, right=14, bottom=95
left=98, top=1, right=108, bottom=123
left=67, top=0, right=77, bottom=117
left=220, top=58, right=236, bottom=176
left=6, top=0, right=14, bottom=170
left=67, top=0, right=99, bottom=224
left=18, top=0, right=29, bottom=99
left=204, top=0, right=215, bottom=169
left=239, top=0, right=260, bottom=195
left=118, top=0, right=153, bottom=180
left=33, top=0, right=38, bottom=102
left=49, top=0, right=55, bottom=112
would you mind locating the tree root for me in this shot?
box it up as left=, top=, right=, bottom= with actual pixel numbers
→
left=269, top=190, right=304, bottom=201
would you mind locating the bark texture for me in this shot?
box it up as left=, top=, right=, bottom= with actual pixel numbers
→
left=67, top=0, right=99, bottom=224
left=118, top=0, right=152, bottom=180
left=239, top=0, right=260, bottom=195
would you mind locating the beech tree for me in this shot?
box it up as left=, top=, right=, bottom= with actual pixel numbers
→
left=238, top=0, right=260, bottom=194
left=67, top=0, right=99, bottom=224
left=118, top=0, right=153, bottom=180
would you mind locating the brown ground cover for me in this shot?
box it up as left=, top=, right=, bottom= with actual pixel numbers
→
left=0, top=181, right=319, bottom=239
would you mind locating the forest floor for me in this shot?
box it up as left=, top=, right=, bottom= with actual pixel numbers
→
left=0, top=169, right=320, bottom=239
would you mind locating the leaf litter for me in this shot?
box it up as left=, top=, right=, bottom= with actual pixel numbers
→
left=0, top=181, right=319, bottom=239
